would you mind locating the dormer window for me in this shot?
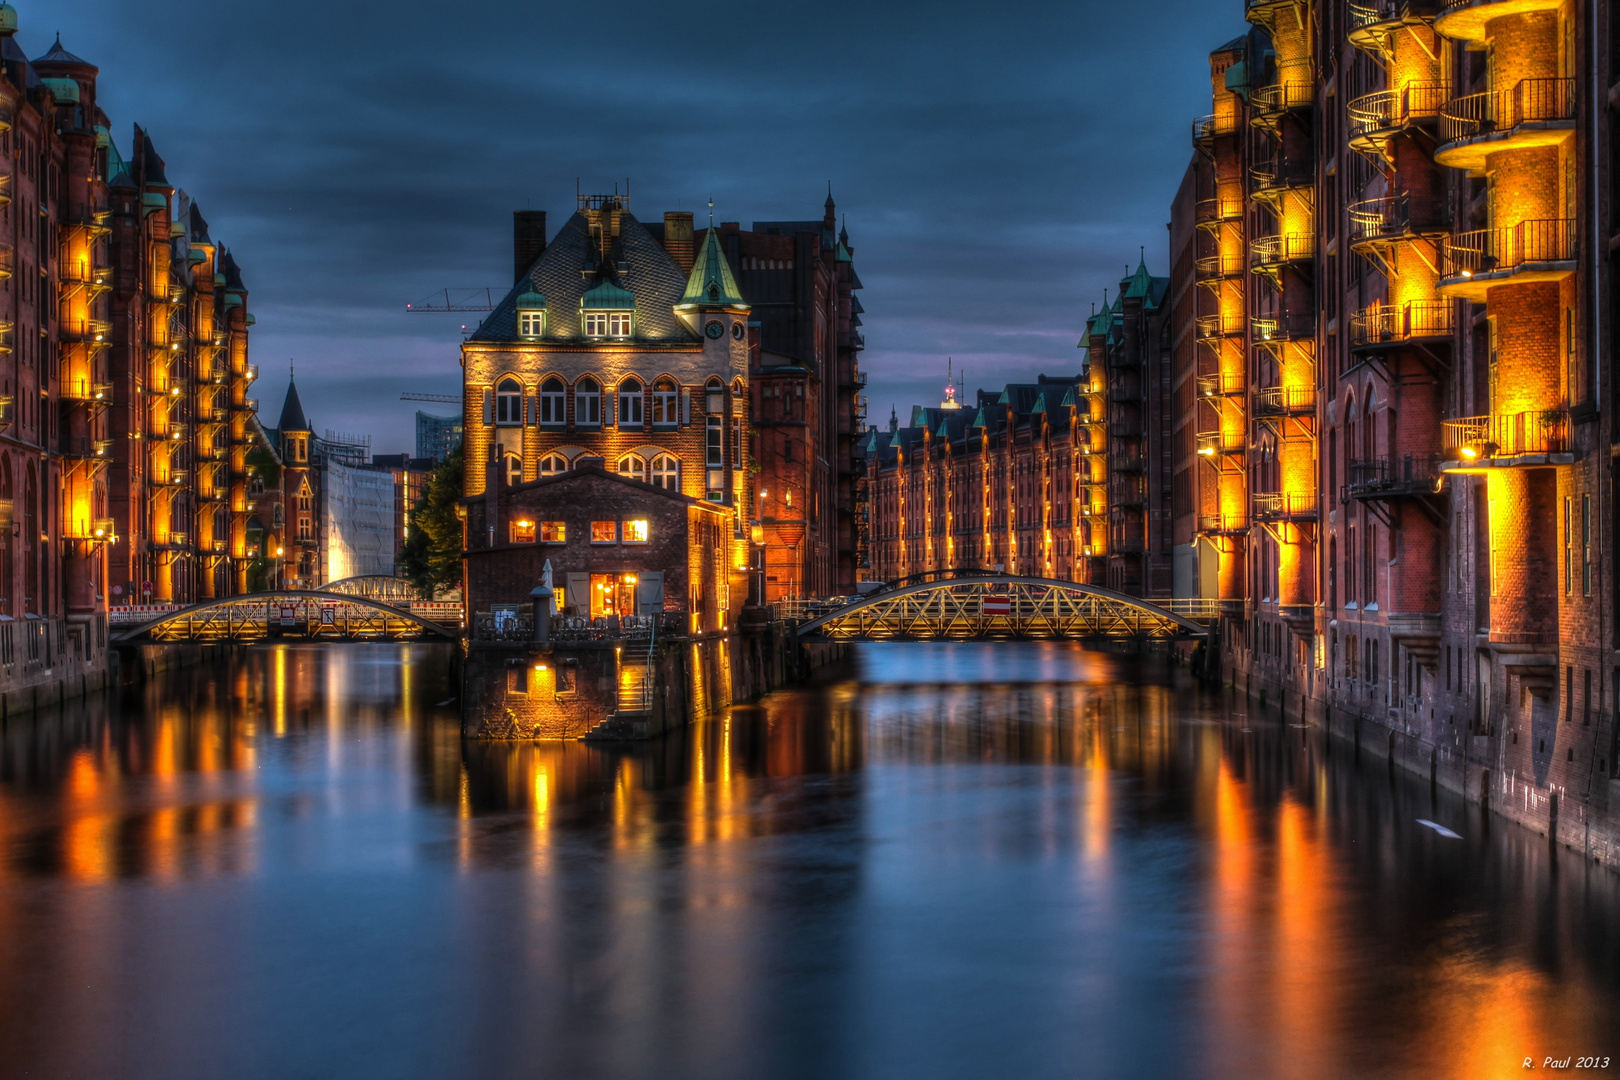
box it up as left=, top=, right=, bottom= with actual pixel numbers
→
left=514, top=291, right=547, bottom=339
left=580, top=280, right=636, bottom=338
left=583, top=311, right=632, bottom=337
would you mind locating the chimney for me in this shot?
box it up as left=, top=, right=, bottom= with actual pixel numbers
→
left=663, top=212, right=695, bottom=273
left=513, top=211, right=547, bottom=283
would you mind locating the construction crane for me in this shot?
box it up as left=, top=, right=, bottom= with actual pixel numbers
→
left=400, top=393, right=462, bottom=404
left=405, top=288, right=497, bottom=313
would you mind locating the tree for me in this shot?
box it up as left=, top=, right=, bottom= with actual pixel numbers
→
left=400, top=447, right=464, bottom=598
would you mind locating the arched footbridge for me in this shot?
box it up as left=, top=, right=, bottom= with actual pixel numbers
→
left=795, top=576, right=1212, bottom=642
left=112, top=591, right=461, bottom=644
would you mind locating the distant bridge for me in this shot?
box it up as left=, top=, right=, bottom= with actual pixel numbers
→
left=795, top=575, right=1209, bottom=642
left=322, top=575, right=425, bottom=602
left=112, top=591, right=461, bottom=644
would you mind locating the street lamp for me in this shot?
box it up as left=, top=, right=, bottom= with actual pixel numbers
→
left=754, top=489, right=768, bottom=606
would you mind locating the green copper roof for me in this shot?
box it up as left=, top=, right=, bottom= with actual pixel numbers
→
left=1031, top=392, right=1048, bottom=415
left=1124, top=257, right=1154, bottom=300
left=515, top=290, right=547, bottom=309
left=972, top=407, right=988, bottom=429
left=836, top=242, right=853, bottom=263
left=678, top=228, right=748, bottom=310
left=580, top=279, right=635, bottom=310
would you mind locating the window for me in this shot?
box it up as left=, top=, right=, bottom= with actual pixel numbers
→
left=653, top=378, right=678, bottom=426
left=1565, top=496, right=1574, bottom=594
left=539, top=377, right=565, bottom=425
left=507, top=667, right=528, bottom=694
left=539, top=453, right=568, bottom=476
left=619, top=379, right=643, bottom=426
left=297, top=517, right=311, bottom=541
left=624, top=519, right=649, bottom=543
left=575, top=378, right=601, bottom=425
left=584, top=312, right=609, bottom=336
left=618, top=454, right=647, bottom=483
left=519, top=310, right=544, bottom=337
left=706, top=415, right=723, bottom=467
left=591, top=521, right=616, bottom=543
left=1582, top=493, right=1592, bottom=596
left=495, top=378, right=523, bottom=425
left=510, top=519, right=536, bottom=543
left=541, top=521, right=565, bottom=543
left=503, top=454, right=523, bottom=487
left=609, top=312, right=632, bottom=337
left=706, top=377, right=725, bottom=414
left=651, top=453, right=679, bottom=490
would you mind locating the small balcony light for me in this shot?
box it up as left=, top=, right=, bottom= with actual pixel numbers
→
left=1459, top=446, right=1478, bottom=460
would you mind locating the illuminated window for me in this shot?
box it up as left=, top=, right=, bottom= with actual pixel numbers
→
left=575, top=378, right=601, bottom=426
left=652, top=377, right=679, bottom=426
left=591, top=520, right=616, bottom=543
left=495, top=378, right=523, bottom=425
left=618, top=454, right=647, bottom=482
left=518, top=310, right=544, bottom=337
left=584, top=312, right=609, bottom=336
left=539, top=377, right=565, bottom=425
left=541, top=521, right=565, bottom=543
left=503, top=453, right=523, bottom=487
left=510, top=519, right=537, bottom=543
left=623, top=519, right=649, bottom=543
left=297, top=517, right=311, bottom=541
left=651, top=453, right=679, bottom=490
left=609, top=312, right=632, bottom=336
left=706, top=416, right=723, bottom=467
left=539, top=453, right=568, bottom=476
left=619, top=378, right=643, bottom=426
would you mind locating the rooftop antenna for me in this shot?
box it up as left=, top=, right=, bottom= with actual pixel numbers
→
left=708, top=196, right=714, bottom=227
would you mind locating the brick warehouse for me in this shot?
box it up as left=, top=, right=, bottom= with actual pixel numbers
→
left=460, top=190, right=866, bottom=608
left=0, top=6, right=266, bottom=713
left=1162, top=0, right=1619, bottom=863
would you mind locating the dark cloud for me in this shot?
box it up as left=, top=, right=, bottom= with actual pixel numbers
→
left=37, top=0, right=1238, bottom=451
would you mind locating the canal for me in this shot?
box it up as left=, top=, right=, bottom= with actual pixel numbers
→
left=1, top=642, right=1618, bottom=1079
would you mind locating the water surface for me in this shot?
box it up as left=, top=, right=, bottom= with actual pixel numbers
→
left=0, top=642, right=1616, bottom=1080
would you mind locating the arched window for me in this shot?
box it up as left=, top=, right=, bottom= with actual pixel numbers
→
left=618, top=454, right=647, bottom=483
left=705, top=376, right=725, bottom=415
left=652, top=378, right=679, bottom=427
left=619, top=378, right=643, bottom=427
left=650, top=453, right=679, bottom=490
left=539, top=377, right=566, bottom=426
left=539, top=453, right=568, bottom=476
left=575, top=377, right=601, bottom=426
left=495, top=378, right=523, bottom=426
left=503, top=454, right=523, bottom=487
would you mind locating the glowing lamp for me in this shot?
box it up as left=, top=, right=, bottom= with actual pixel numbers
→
left=275, top=546, right=284, bottom=556
left=1198, top=446, right=1215, bottom=456
left=1459, top=446, right=1478, bottom=460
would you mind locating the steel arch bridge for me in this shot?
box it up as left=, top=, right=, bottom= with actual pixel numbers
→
left=111, top=591, right=460, bottom=644
left=795, top=576, right=1209, bottom=642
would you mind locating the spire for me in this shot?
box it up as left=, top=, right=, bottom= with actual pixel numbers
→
left=277, top=375, right=309, bottom=433
left=677, top=218, right=748, bottom=312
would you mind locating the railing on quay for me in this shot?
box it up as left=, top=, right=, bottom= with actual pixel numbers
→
left=1441, top=218, right=1576, bottom=279
left=1442, top=410, right=1571, bottom=459
left=1349, top=300, right=1454, bottom=346
left=471, top=611, right=683, bottom=642
left=1439, top=77, right=1575, bottom=143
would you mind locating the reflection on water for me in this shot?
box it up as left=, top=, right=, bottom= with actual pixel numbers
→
left=0, top=642, right=1617, bottom=1080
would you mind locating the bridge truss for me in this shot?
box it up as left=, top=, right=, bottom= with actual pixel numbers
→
left=112, top=591, right=459, bottom=644
left=796, top=576, right=1208, bottom=642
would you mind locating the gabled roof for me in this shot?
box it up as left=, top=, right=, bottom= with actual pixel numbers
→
left=678, top=226, right=748, bottom=311
left=277, top=379, right=309, bottom=433
left=189, top=203, right=211, bottom=244
left=581, top=279, right=635, bottom=310
left=469, top=211, right=694, bottom=344
left=221, top=249, right=246, bottom=291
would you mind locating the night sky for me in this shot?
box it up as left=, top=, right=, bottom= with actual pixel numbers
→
left=38, top=0, right=1239, bottom=454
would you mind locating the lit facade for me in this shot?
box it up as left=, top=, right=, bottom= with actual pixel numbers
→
left=1170, top=0, right=1619, bottom=859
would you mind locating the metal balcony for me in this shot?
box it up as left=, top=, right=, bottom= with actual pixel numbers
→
left=1197, top=373, right=1245, bottom=398
left=63, top=437, right=113, bottom=460
left=1349, top=300, right=1455, bottom=349
left=1250, top=62, right=1316, bottom=127
left=1435, top=78, right=1575, bottom=170
left=1346, top=455, right=1442, bottom=500
left=1196, top=430, right=1246, bottom=457
left=156, top=468, right=190, bottom=487
left=1252, top=492, right=1318, bottom=520
left=154, top=532, right=190, bottom=550
left=1249, top=157, right=1315, bottom=202
left=1195, top=193, right=1244, bottom=230
left=1197, top=513, right=1249, bottom=536
left=1437, top=219, right=1576, bottom=299
left=1347, top=83, right=1448, bottom=162
left=1442, top=409, right=1572, bottom=467
left=1195, top=253, right=1245, bottom=281
left=1251, top=234, right=1316, bottom=275
left=1196, top=313, right=1246, bottom=342
left=1348, top=194, right=1451, bottom=251
left=1246, top=0, right=1310, bottom=32
left=62, top=380, right=114, bottom=404
left=0, top=246, right=12, bottom=280
left=1251, top=312, right=1316, bottom=344
left=1193, top=112, right=1241, bottom=154
left=1253, top=386, right=1316, bottom=416
left=1348, top=1, right=1441, bottom=58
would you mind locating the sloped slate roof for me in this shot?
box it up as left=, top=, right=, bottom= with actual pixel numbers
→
left=34, top=34, right=94, bottom=68
left=470, top=211, right=696, bottom=344
left=278, top=380, right=309, bottom=432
